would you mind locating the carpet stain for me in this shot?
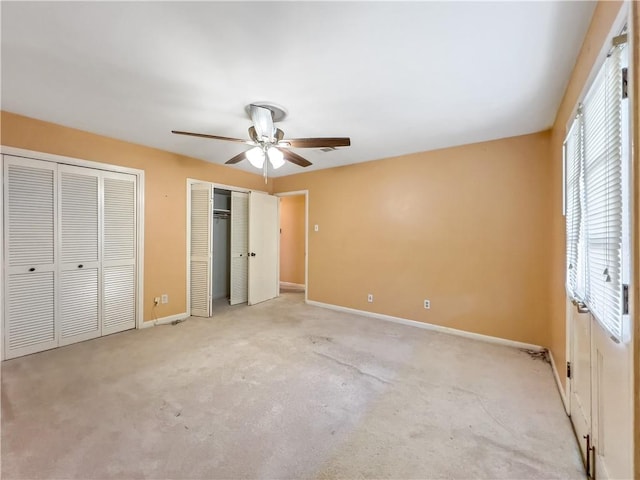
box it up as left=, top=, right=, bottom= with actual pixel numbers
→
left=313, top=351, right=392, bottom=385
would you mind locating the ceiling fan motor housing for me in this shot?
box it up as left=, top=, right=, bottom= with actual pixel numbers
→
left=245, top=102, right=288, bottom=123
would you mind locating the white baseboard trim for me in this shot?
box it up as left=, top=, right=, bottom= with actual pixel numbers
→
left=280, top=281, right=305, bottom=291
left=549, top=351, right=569, bottom=414
left=140, top=312, right=189, bottom=329
left=306, top=300, right=545, bottom=352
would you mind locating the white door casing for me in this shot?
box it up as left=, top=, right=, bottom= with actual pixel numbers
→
left=248, top=191, right=279, bottom=306
left=275, top=190, right=309, bottom=302
left=230, top=191, right=248, bottom=306
left=190, top=183, right=212, bottom=317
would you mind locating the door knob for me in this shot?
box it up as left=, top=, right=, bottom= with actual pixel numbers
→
left=250, top=252, right=256, bottom=257
left=78, top=264, right=84, bottom=268
left=28, top=267, right=36, bottom=272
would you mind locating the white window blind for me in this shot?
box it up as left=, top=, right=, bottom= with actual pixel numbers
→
left=582, top=44, right=624, bottom=339
left=564, top=43, right=627, bottom=342
left=565, top=115, right=586, bottom=300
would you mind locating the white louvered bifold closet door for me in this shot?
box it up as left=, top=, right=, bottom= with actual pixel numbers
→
left=59, top=165, right=101, bottom=345
left=230, top=191, right=248, bottom=305
left=4, top=156, right=58, bottom=359
left=190, top=183, right=212, bottom=317
left=102, top=171, right=137, bottom=335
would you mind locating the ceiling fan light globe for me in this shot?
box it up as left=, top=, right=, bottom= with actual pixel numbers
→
left=246, top=146, right=265, bottom=168
left=267, top=147, right=285, bottom=169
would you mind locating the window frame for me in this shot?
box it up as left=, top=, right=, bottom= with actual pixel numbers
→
left=563, top=39, right=630, bottom=343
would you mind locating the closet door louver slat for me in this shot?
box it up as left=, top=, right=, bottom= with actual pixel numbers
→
left=60, top=269, right=99, bottom=340
left=190, top=184, right=212, bottom=317
left=103, top=264, right=135, bottom=331
left=60, top=170, right=99, bottom=263
left=190, top=261, right=209, bottom=314
left=8, top=164, right=55, bottom=267
left=7, top=272, right=56, bottom=351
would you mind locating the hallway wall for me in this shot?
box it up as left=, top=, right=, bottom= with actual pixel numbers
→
left=279, top=195, right=306, bottom=286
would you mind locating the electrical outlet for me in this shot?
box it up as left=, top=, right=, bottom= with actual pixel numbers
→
left=161, top=294, right=169, bottom=304
left=424, top=299, right=430, bottom=309
left=368, top=294, right=373, bottom=303
left=154, top=297, right=160, bottom=306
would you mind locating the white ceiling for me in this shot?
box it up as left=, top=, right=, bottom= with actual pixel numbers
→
left=1, top=1, right=596, bottom=177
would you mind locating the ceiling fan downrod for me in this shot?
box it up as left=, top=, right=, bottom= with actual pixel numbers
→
left=263, top=149, right=269, bottom=183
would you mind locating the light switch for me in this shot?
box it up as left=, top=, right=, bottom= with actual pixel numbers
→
left=314, top=224, right=319, bottom=232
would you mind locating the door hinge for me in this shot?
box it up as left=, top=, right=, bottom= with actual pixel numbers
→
left=622, top=67, right=628, bottom=99
left=612, top=33, right=627, bottom=47
left=622, top=284, right=629, bottom=314
left=566, top=361, right=571, bottom=379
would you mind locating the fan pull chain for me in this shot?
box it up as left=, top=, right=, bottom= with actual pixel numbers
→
left=263, top=157, right=268, bottom=183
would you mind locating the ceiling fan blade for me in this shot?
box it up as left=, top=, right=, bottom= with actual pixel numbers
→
left=248, top=126, right=258, bottom=142
left=275, top=128, right=284, bottom=142
left=250, top=104, right=275, bottom=142
left=172, top=130, right=249, bottom=143
left=280, top=148, right=312, bottom=167
left=225, top=150, right=249, bottom=165
left=282, top=137, right=351, bottom=148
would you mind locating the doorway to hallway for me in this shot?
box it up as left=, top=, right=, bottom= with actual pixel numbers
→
left=277, top=191, right=308, bottom=298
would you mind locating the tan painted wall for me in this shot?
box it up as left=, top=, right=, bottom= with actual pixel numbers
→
left=279, top=195, right=306, bottom=285
left=547, top=1, right=624, bottom=390
left=274, top=131, right=552, bottom=346
left=0, top=111, right=271, bottom=323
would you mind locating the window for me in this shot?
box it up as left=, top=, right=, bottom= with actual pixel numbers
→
left=564, top=40, right=629, bottom=342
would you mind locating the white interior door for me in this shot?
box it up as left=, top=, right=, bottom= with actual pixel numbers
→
left=58, top=165, right=100, bottom=345
left=190, top=183, right=212, bottom=317
left=230, top=191, right=248, bottom=305
left=4, top=156, right=58, bottom=359
left=591, top=321, right=633, bottom=480
left=248, top=191, right=279, bottom=306
left=568, top=301, right=592, bottom=470
left=102, top=172, right=137, bottom=334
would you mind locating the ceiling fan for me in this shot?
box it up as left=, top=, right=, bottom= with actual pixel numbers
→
left=172, top=103, right=351, bottom=177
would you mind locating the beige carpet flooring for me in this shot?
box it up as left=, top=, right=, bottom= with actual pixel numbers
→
left=2, top=292, right=584, bottom=479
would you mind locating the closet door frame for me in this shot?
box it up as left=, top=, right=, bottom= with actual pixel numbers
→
left=185, top=179, right=266, bottom=314
left=0, top=146, right=145, bottom=360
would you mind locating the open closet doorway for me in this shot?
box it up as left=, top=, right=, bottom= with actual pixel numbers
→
left=212, top=188, right=232, bottom=304
left=277, top=191, right=308, bottom=299
left=187, top=180, right=280, bottom=317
